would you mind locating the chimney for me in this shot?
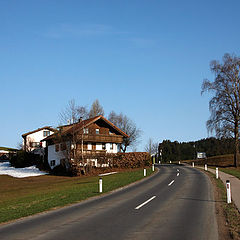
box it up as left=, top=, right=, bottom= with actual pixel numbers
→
left=79, top=117, right=83, bottom=122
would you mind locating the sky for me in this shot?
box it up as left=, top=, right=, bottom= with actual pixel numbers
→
left=1, top=0, right=240, bottom=151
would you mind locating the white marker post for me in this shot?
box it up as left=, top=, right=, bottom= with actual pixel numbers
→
left=144, top=168, right=146, bottom=177
left=216, top=168, right=219, bottom=179
left=179, top=161, right=180, bottom=165
left=99, top=178, right=103, bottom=193
left=192, top=162, right=195, bottom=168
left=204, top=164, right=207, bottom=171
left=170, top=161, right=172, bottom=164
left=226, top=180, right=231, bottom=203
left=152, top=164, right=155, bottom=171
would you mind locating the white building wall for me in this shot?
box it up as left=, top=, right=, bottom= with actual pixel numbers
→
left=24, top=129, right=55, bottom=151
left=48, top=141, right=70, bottom=169
left=106, top=143, right=118, bottom=153
left=96, top=143, right=102, bottom=151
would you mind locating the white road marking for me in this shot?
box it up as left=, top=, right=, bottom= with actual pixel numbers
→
left=135, top=196, right=156, bottom=210
left=168, top=180, right=175, bottom=186
left=177, top=173, right=180, bottom=177
left=177, top=169, right=179, bottom=172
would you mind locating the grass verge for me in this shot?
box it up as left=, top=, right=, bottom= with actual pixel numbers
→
left=218, top=168, right=240, bottom=180
left=0, top=167, right=153, bottom=224
left=207, top=171, right=240, bottom=239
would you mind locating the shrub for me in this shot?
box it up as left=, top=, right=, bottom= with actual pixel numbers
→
left=9, top=151, right=40, bottom=168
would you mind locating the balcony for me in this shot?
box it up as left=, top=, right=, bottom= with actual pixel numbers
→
left=82, top=134, right=123, bottom=143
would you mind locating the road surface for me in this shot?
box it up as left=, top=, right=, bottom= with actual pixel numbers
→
left=0, top=164, right=218, bottom=240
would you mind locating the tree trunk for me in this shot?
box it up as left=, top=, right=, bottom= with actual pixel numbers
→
left=234, top=124, right=239, bottom=167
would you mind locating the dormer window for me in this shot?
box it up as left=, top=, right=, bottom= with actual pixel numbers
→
left=96, top=129, right=100, bottom=134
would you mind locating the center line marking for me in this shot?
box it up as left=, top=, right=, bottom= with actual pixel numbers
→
left=168, top=180, right=175, bottom=186
left=135, top=196, right=156, bottom=210
left=177, top=173, right=180, bottom=176
left=177, top=169, right=179, bottom=172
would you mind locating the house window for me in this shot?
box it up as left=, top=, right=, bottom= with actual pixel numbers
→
left=83, top=128, right=89, bottom=134
left=31, top=142, right=41, bottom=148
left=110, top=143, right=113, bottom=150
left=50, top=160, right=56, bottom=166
left=55, top=144, right=59, bottom=152
left=102, top=143, right=106, bottom=150
left=88, top=143, right=92, bottom=150
left=43, top=131, right=50, bottom=137
left=96, top=143, right=102, bottom=150
left=60, top=142, right=67, bottom=151
left=96, top=129, right=100, bottom=134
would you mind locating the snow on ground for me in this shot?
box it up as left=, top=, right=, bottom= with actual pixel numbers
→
left=0, top=161, right=48, bottom=178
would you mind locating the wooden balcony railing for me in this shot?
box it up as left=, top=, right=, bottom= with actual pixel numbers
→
left=82, top=134, right=123, bottom=143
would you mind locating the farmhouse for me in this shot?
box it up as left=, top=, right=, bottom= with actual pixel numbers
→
left=42, top=115, right=129, bottom=170
left=22, top=126, right=56, bottom=155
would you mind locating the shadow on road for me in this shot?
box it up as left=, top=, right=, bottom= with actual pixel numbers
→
left=179, top=197, right=224, bottom=203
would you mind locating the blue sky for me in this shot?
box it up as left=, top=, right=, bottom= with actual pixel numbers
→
left=1, top=0, right=240, bottom=150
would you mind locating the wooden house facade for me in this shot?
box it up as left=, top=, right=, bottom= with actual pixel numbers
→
left=42, top=115, right=129, bottom=169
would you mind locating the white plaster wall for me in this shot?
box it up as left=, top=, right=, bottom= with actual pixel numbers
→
left=24, top=129, right=55, bottom=150
left=48, top=141, right=70, bottom=169
left=88, top=143, right=92, bottom=150
left=106, top=143, right=118, bottom=153
left=96, top=143, right=102, bottom=151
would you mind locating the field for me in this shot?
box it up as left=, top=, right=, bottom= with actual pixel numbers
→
left=183, top=154, right=235, bottom=167
left=183, top=154, right=240, bottom=179
left=0, top=168, right=152, bottom=223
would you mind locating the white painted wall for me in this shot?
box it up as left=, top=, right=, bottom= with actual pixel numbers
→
left=96, top=143, right=102, bottom=151
left=23, top=129, right=55, bottom=151
left=106, top=143, right=118, bottom=153
left=48, top=141, right=70, bottom=169
left=88, top=143, right=92, bottom=150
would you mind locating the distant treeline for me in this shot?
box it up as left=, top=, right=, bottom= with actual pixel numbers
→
left=159, top=138, right=235, bottom=162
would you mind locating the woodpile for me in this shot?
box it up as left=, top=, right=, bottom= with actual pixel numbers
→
left=68, top=152, right=151, bottom=176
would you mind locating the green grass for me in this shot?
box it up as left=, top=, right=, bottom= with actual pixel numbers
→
left=218, top=168, right=240, bottom=180
left=0, top=167, right=153, bottom=223
left=208, top=171, right=240, bottom=238
left=0, top=146, right=18, bottom=151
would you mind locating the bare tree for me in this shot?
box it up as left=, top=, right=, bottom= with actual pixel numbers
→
left=59, top=99, right=88, bottom=125
left=145, top=138, right=158, bottom=155
left=108, top=111, right=141, bottom=152
left=201, top=53, right=240, bottom=167
left=89, top=99, right=104, bottom=118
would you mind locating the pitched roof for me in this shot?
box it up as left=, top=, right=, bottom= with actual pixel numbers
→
left=42, top=115, right=129, bottom=141
left=22, top=126, right=57, bottom=137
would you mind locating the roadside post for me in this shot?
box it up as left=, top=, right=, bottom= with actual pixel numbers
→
left=179, top=161, right=180, bottom=165
left=216, top=168, right=219, bottom=179
left=170, top=161, right=172, bottom=164
left=192, top=162, right=195, bottom=168
left=226, top=180, right=231, bottom=203
left=99, top=178, right=103, bottom=193
left=152, top=164, right=155, bottom=171
left=144, top=168, right=146, bottom=177
left=204, top=164, right=207, bottom=171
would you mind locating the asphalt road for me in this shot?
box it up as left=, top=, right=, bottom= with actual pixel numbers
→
left=0, top=164, right=218, bottom=240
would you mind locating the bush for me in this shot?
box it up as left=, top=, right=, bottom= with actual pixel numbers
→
left=9, top=151, right=40, bottom=168
left=51, top=165, right=69, bottom=176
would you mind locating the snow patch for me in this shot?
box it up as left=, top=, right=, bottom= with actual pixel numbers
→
left=0, top=162, right=48, bottom=178
left=99, top=172, right=118, bottom=176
